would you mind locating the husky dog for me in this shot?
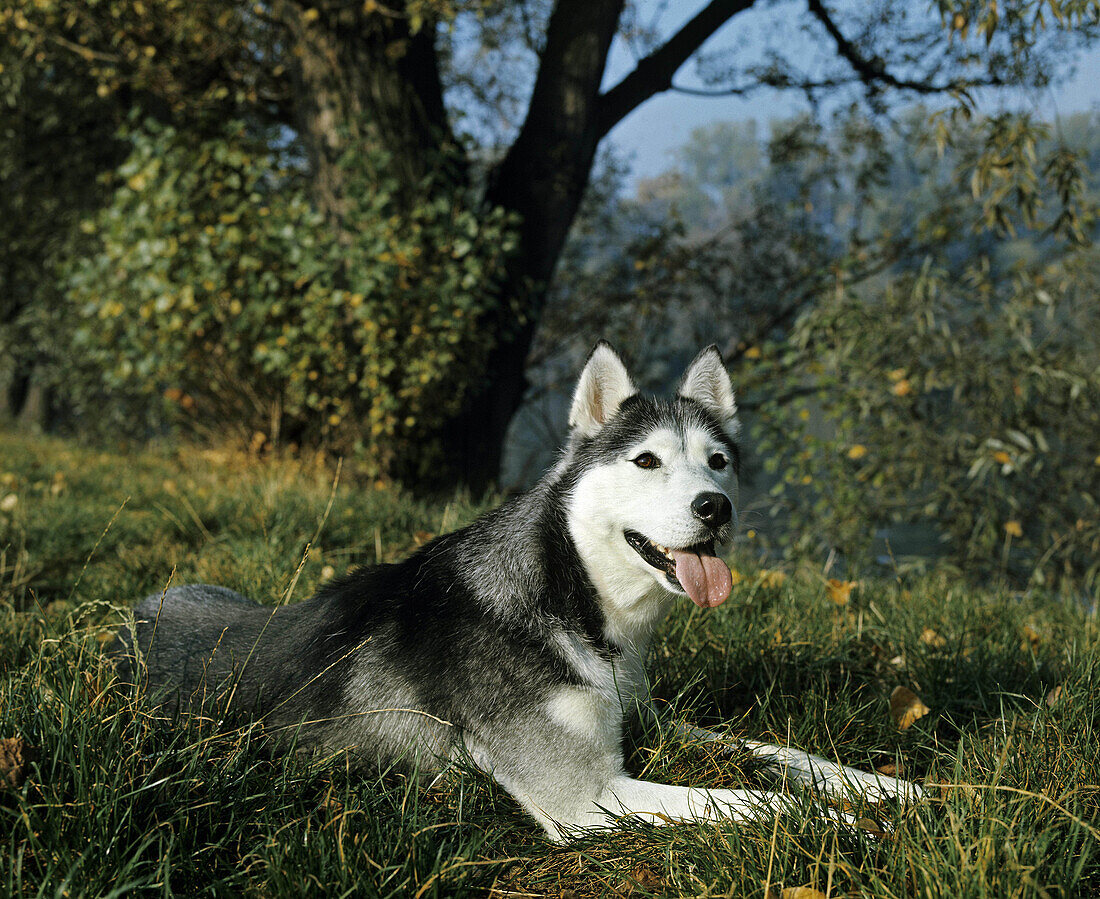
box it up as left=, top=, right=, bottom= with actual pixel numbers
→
left=114, top=343, right=920, bottom=841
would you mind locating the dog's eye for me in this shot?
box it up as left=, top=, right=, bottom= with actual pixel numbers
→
left=632, top=452, right=661, bottom=470
left=708, top=453, right=728, bottom=471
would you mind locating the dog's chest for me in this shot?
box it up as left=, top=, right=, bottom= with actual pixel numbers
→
left=544, top=638, right=645, bottom=748
left=545, top=685, right=623, bottom=746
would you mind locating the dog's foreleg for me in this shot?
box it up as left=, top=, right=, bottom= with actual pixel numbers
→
left=664, top=721, right=922, bottom=804
left=568, top=775, right=799, bottom=835
left=738, top=740, right=923, bottom=804
left=601, top=775, right=793, bottom=821
left=570, top=775, right=859, bottom=836
left=502, top=770, right=798, bottom=842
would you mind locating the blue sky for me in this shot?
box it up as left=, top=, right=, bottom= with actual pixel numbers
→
left=605, top=5, right=1100, bottom=182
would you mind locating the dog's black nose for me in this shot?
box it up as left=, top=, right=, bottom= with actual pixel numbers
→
left=691, top=492, right=732, bottom=529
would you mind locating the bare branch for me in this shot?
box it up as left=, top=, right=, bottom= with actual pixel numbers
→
left=806, top=0, right=994, bottom=95
left=597, top=0, right=757, bottom=138
left=667, top=82, right=751, bottom=97
left=19, top=20, right=120, bottom=65
left=666, top=73, right=865, bottom=97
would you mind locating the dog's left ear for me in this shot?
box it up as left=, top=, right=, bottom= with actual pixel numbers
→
left=679, top=345, right=739, bottom=434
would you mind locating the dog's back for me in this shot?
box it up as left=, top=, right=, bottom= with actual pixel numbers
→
left=112, top=570, right=465, bottom=769
left=110, top=504, right=596, bottom=776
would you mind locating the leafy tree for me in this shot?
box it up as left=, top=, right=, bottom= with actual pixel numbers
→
left=64, top=120, right=515, bottom=476
left=735, top=107, right=1100, bottom=593
left=746, top=249, right=1100, bottom=594
left=3, top=0, right=1098, bottom=486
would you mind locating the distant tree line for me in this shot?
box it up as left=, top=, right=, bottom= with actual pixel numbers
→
left=521, top=107, right=1100, bottom=594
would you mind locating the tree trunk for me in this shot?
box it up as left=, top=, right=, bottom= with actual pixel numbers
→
left=15, top=376, right=49, bottom=431
left=1, top=368, right=29, bottom=421
left=273, top=0, right=754, bottom=491
left=442, top=0, right=626, bottom=490
left=443, top=0, right=753, bottom=490
left=274, top=0, right=456, bottom=232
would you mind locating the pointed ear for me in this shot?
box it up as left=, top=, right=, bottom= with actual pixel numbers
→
left=678, top=345, right=739, bottom=434
left=569, top=341, right=637, bottom=438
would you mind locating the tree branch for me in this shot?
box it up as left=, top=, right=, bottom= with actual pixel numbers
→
left=667, top=82, right=751, bottom=97
left=806, top=0, right=977, bottom=95
left=597, top=0, right=757, bottom=138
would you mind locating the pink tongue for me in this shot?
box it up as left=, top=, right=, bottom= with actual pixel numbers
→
left=671, top=549, right=733, bottom=608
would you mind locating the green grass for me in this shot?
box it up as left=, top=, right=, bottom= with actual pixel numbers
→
left=1, top=429, right=1098, bottom=897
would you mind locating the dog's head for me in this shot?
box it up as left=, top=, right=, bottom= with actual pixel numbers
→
left=564, top=342, right=741, bottom=612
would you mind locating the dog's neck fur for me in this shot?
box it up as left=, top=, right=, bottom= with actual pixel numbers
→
left=556, top=437, right=673, bottom=654
left=461, top=451, right=668, bottom=660
left=457, top=472, right=617, bottom=652
left=563, top=481, right=671, bottom=652
left=571, top=534, right=671, bottom=652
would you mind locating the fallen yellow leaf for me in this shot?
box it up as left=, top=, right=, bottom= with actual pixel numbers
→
left=826, top=578, right=856, bottom=605
left=854, top=817, right=885, bottom=836
left=781, top=887, right=828, bottom=899
left=890, top=686, right=931, bottom=730
left=625, top=865, right=666, bottom=892
left=0, top=736, right=37, bottom=791
left=759, top=570, right=787, bottom=589
left=920, top=627, right=946, bottom=648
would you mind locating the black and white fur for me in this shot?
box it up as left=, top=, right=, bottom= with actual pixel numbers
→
left=113, top=343, right=921, bottom=841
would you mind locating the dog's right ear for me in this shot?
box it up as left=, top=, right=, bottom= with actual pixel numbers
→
left=569, top=341, right=637, bottom=438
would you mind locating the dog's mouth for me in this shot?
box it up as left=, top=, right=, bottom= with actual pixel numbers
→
left=624, top=530, right=733, bottom=608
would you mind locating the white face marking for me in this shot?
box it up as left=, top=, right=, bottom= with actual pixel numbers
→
left=567, top=423, right=739, bottom=644
left=617, top=425, right=738, bottom=548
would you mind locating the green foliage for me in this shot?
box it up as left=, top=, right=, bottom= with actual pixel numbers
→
left=543, top=105, right=1100, bottom=594
left=0, top=0, right=281, bottom=125
left=64, top=120, right=516, bottom=477
left=0, top=4, right=126, bottom=416
left=746, top=251, right=1100, bottom=594
left=930, top=109, right=1098, bottom=245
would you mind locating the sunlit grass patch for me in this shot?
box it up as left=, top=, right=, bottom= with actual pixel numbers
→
left=1, top=430, right=1098, bottom=896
